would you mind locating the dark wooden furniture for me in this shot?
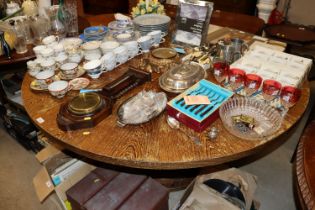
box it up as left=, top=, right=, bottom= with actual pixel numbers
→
left=66, top=167, right=169, bottom=210
left=83, top=7, right=265, bottom=36
left=210, top=0, right=258, bottom=15
left=295, top=119, right=315, bottom=210
left=164, top=4, right=265, bottom=35
left=0, top=44, right=35, bottom=105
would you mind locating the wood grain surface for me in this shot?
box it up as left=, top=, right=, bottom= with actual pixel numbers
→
left=295, top=120, right=315, bottom=210
left=0, top=44, right=35, bottom=66
left=21, top=51, right=310, bottom=169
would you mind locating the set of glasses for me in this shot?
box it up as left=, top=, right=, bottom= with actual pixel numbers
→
left=212, top=61, right=301, bottom=108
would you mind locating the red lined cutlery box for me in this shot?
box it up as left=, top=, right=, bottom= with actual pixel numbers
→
left=167, top=79, right=234, bottom=132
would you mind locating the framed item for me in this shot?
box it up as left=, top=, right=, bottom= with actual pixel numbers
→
left=173, top=0, right=213, bottom=47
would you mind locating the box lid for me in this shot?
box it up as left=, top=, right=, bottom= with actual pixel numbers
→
left=33, top=167, right=54, bottom=202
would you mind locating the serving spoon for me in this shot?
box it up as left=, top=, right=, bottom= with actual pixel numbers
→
left=167, top=116, right=201, bottom=146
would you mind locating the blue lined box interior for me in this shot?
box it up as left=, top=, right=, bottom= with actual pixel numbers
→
left=169, top=79, right=234, bottom=122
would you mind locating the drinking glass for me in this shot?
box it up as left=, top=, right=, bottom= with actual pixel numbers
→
left=228, top=68, right=246, bottom=91
left=244, top=74, right=262, bottom=96
left=262, top=79, right=282, bottom=101
left=14, top=20, right=28, bottom=54
left=280, top=86, right=301, bottom=108
left=63, top=0, right=79, bottom=37
left=212, top=57, right=229, bottom=84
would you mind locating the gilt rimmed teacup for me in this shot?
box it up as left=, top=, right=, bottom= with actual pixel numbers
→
left=60, top=62, right=78, bottom=76
left=48, top=80, right=69, bottom=99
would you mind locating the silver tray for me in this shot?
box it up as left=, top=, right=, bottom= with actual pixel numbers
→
left=116, top=93, right=167, bottom=127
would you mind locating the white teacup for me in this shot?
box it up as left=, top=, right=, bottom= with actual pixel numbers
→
left=42, top=35, right=59, bottom=46
left=48, top=80, right=69, bottom=99
left=115, top=33, right=132, bottom=42
left=100, top=41, right=120, bottom=54
left=82, top=41, right=102, bottom=57
left=123, top=41, right=139, bottom=58
left=113, top=46, right=128, bottom=64
left=83, top=59, right=103, bottom=79
left=40, top=48, right=54, bottom=59
left=60, top=62, right=78, bottom=76
left=61, top=37, right=82, bottom=50
left=27, top=60, right=41, bottom=77
left=137, top=35, right=153, bottom=53
left=100, top=52, right=116, bottom=71
left=68, top=52, right=83, bottom=63
left=53, top=43, right=65, bottom=57
left=85, top=53, right=101, bottom=63
left=35, top=70, right=55, bottom=89
left=147, top=30, right=165, bottom=47
left=41, top=59, right=56, bottom=72
left=34, top=58, right=45, bottom=66
left=54, top=54, right=68, bottom=66
left=33, top=45, right=46, bottom=58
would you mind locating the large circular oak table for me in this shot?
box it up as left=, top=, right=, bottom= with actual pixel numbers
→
left=21, top=55, right=310, bottom=170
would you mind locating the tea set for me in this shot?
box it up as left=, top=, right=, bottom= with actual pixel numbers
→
left=28, top=28, right=165, bottom=99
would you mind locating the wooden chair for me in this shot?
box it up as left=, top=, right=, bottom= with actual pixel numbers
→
left=77, top=0, right=138, bottom=27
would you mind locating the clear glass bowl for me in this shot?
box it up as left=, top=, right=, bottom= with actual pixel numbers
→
left=219, top=97, right=282, bottom=140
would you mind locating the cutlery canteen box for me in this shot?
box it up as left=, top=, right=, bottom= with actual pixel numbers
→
left=66, top=168, right=169, bottom=210
left=167, top=79, right=234, bottom=132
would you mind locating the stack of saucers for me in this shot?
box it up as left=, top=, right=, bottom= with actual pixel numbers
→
left=80, top=26, right=108, bottom=42
left=133, top=14, right=171, bottom=36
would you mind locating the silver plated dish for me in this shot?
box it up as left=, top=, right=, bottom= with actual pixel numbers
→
left=159, top=62, right=207, bottom=93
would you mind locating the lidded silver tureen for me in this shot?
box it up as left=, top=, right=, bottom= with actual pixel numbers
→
left=159, top=62, right=207, bottom=93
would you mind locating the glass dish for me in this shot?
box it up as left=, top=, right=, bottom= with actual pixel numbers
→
left=117, top=91, right=167, bottom=127
left=219, top=97, right=282, bottom=140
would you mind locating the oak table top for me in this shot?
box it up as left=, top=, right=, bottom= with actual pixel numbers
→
left=295, top=119, right=315, bottom=210
left=21, top=55, right=310, bottom=170
left=0, top=44, right=35, bottom=66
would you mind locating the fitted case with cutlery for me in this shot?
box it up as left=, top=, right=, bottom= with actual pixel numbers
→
left=167, top=79, right=234, bottom=132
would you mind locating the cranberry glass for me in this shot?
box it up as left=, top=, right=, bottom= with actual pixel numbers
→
left=280, top=86, right=301, bottom=108
left=228, top=68, right=246, bottom=91
left=213, top=58, right=229, bottom=84
left=262, top=79, right=282, bottom=101
left=244, top=74, right=262, bottom=96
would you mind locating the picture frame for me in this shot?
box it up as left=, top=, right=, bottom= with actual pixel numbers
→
left=173, top=0, right=214, bottom=47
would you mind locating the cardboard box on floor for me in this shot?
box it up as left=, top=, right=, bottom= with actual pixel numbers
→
left=33, top=145, right=96, bottom=210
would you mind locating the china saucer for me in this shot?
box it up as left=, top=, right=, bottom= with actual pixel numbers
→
left=69, top=77, right=90, bottom=90
left=30, top=80, right=48, bottom=92
left=58, top=65, right=86, bottom=80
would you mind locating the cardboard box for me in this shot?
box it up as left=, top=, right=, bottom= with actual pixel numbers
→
left=33, top=145, right=95, bottom=210
left=173, top=168, right=258, bottom=210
